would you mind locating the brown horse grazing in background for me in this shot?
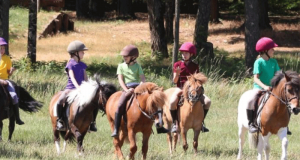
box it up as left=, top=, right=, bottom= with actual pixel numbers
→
left=49, top=78, right=117, bottom=155
left=0, top=80, right=43, bottom=141
left=106, top=82, right=166, bottom=160
left=163, top=73, right=207, bottom=154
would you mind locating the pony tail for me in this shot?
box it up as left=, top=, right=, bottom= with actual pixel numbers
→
left=248, top=132, right=259, bottom=149
left=146, top=90, right=166, bottom=113
left=17, top=86, right=43, bottom=112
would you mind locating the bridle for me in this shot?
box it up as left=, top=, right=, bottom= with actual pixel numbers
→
left=267, top=83, right=299, bottom=114
left=135, top=93, right=162, bottom=121
left=187, top=85, right=204, bottom=104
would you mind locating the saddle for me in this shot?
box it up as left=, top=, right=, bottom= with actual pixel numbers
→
left=253, top=91, right=270, bottom=125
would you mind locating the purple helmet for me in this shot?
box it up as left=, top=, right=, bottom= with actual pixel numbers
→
left=0, top=37, right=7, bottom=46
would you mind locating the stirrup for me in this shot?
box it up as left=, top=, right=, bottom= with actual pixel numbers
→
left=16, top=119, right=25, bottom=125
left=56, top=119, right=66, bottom=131
left=171, top=124, right=177, bottom=133
left=111, top=130, right=118, bottom=137
left=248, top=124, right=258, bottom=133
left=89, top=122, right=97, bottom=132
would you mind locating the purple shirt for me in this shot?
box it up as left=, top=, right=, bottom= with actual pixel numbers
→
left=65, top=59, right=87, bottom=89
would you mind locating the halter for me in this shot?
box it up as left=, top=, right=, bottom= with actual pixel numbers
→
left=187, top=86, right=204, bottom=103
left=135, top=93, right=162, bottom=121
left=267, top=83, right=299, bottom=114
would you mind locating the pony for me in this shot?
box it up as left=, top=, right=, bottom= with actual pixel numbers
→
left=237, top=71, right=300, bottom=160
left=49, top=78, right=117, bottom=155
left=0, top=80, right=43, bottom=141
left=106, top=82, right=166, bottom=160
left=163, top=72, right=207, bottom=154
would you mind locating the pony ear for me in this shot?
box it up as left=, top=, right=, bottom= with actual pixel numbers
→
left=284, top=72, right=291, bottom=82
left=159, top=87, right=163, bottom=91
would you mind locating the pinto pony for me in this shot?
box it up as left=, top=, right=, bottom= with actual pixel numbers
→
left=0, top=80, right=43, bottom=141
left=237, top=71, right=300, bottom=160
left=49, top=78, right=116, bottom=155
left=106, top=82, right=166, bottom=160
left=163, top=73, right=207, bottom=154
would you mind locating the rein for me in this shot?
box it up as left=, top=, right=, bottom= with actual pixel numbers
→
left=135, top=93, right=162, bottom=121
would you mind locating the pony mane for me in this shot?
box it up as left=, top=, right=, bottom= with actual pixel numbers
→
left=134, top=82, right=160, bottom=94
left=67, top=79, right=100, bottom=107
left=134, top=82, right=166, bottom=113
left=182, top=72, right=207, bottom=99
left=271, top=70, right=300, bottom=89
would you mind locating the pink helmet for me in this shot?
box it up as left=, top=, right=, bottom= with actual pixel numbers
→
left=256, top=37, right=278, bottom=52
left=179, top=42, right=196, bottom=55
left=0, top=37, right=7, bottom=46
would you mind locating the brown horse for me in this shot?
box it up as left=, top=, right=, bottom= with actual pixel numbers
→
left=49, top=78, right=116, bottom=155
left=163, top=73, right=207, bottom=154
left=0, top=80, right=43, bottom=141
left=106, top=82, right=166, bottom=160
left=237, top=71, right=300, bottom=160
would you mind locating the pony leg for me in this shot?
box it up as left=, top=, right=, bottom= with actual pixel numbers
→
left=173, top=132, right=179, bottom=152
left=262, top=134, right=271, bottom=160
left=237, top=126, right=247, bottom=160
left=141, top=131, right=151, bottom=160
left=62, top=130, right=73, bottom=153
left=257, top=134, right=264, bottom=160
left=53, top=128, right=61, bottom=154
left=128, top=130, right=137, bottom=159
left=193, top=129, right=201, bottom=154
left=8, top=116, right=15, bottom=141
left=277, top=129, right=288, bottom=160
left=70, top=124, right=85, bottom=156
left=181, top=129, right=188, bottom=152
left=166, top=132, right=173, bottom=154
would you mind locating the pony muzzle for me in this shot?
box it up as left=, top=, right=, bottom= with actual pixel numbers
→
left=292, top=107, right=300, bottom=115
left=155, top=109, right=164, bottom=128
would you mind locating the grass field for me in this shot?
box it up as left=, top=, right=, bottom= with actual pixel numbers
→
left=1, top=7, right=300, bottom=160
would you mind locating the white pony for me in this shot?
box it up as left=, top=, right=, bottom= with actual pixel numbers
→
left=237, top=71, right=300, bottom=160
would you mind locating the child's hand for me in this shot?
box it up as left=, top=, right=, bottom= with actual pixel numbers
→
left=175, top=66, right=181, bottom=74
left=126, top=88, right=134, bottom=93
left=263, top=86, right=271, bottom=91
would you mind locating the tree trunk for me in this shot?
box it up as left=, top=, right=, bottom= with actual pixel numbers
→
left=76, top=0, right=89, bottom=18
left=210, top=0, right=220, bottom=23
left=172, top=0, right=180, bottom=65
left=0, top=0, right=9, bottom=55
left=117, top=0, right=134, bottom=18
left=27, top=0, right=37, bottom=64
left=245, top=0, right=260, bottom=72
left=147, top=0, right=168, bottom=58
left=193, top=0, right=213, bottom=65
left=258, top=0, right=272, bottom=30
left=89, top=0, right=105, bottom=19
left=165, top=0, right=174, bottom=43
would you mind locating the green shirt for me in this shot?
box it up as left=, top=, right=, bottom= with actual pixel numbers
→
left=253, top=57, right=280, bottom=89
left=117, top=62, right=144, bottom=84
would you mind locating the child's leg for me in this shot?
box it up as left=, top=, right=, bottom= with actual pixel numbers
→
left=169, top=88, right=182, bottom=133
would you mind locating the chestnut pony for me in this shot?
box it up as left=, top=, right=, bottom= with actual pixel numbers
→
left=106, top=82, right=166, bottom=160
left=0, top=80, right=42, bottom=141
left=163, top=73, right=207, bottom=154
left=237, top=71, right=300, bottom=160
left=49, top=78, right=116, bottom=155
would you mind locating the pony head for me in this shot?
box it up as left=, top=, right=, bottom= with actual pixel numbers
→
left=271, top=70, right=300, bottom=115
left=183, top=72, right=207, bottom=104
